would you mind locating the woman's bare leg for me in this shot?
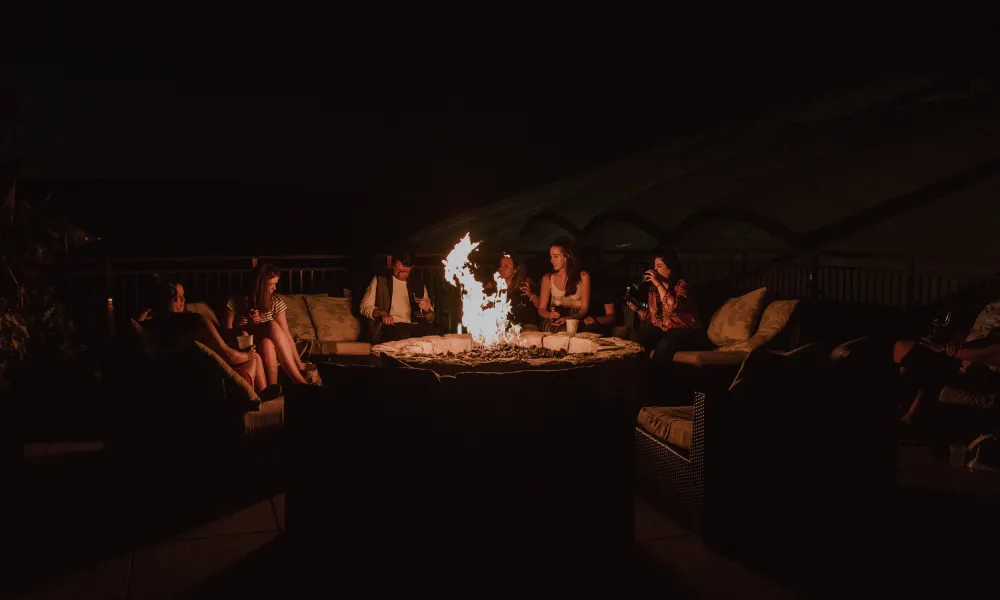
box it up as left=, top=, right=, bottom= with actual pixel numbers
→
left=251, top=352, right=267, bottom=392
left=258, top=337, right=280, bottom=385
left=258, top=321, right=308, bottom=384
left=894, top=340, right=922, bottom=423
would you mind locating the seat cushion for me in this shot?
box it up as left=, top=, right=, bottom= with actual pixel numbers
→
left=672, top=350, right=749, bottom=366
left=637, top=406, right=694, bottom=452
left=244, top=397, right=285, bottom=435
left=306, top=296, right=362, bottom=343
left=316, top=341, right=372, bottom=356
left=940, top=385, right=998, bottom=410
left=719, top=299, right=799, bottom=353
left=707, top=287, right=768, bottom=347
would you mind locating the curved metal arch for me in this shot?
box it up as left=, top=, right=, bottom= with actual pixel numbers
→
left=666, top=207, right=801, bottom=248
left=518, top=212, right=583, bottom=241
left=580, top=209, right=671, bottom=247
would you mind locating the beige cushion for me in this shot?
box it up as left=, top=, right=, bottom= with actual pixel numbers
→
left=190, top=340, right=261, bottom=407
left=637, top=406, right=694, bottom=452
left=672, top=350, right=749, bottom=366
left=244, top=397, right=285, bottom=435
left=940, top=385, right=997, bottom=410
left=317, top=341, right=372, bottom=356
left=966, top=301, right=1000, bottom=343
left=306, top=296, right=361, bottom=343
left=707, top=287, right=768, bottom=347
left=185, top=302, right=220, bottom=329
left=281, top=294, right=318, bottom=340
left=719, top=299, right=799, bottom=353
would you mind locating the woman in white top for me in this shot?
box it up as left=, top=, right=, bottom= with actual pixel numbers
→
left=536, top=237, right=591, bottom=333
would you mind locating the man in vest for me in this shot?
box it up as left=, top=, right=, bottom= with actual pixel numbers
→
left=359, top=250, right=439, bottom=344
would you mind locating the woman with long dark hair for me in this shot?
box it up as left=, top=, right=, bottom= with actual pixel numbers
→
left=627, top=250, right=709, bottom=366
left=223, top=263, right=310, bottom=385
left=139, top=276, right=281, bottom=400
left=536, top=237, right=591, bottom=333
left=494, top=253, right=540, bottom=329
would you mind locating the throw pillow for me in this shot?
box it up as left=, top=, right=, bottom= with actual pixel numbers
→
left=721, top=299, right=799, bottom=353
left=306, top=296, right=362, bottom=343
left=707, top=287, right=768, bottom=347
left=965, top=301, right=1000, bottom=343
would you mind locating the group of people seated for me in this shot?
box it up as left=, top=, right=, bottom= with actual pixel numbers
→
left=134, top=263, right=320, bottom=399
left=130, top=240, right=717, bottom=394
left=478, top=237, right=709, bottom=368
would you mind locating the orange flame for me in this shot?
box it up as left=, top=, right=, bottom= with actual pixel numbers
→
left=443, top=233, right=520, bottom=346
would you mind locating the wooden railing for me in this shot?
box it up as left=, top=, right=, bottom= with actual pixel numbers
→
left=53, top=249, right=1000, bottom=339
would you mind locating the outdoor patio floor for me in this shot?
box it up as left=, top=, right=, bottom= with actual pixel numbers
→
left=8, top=441, right=1000, bottom=599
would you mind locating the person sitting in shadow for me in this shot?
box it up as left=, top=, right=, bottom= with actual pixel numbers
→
left=139, top=275, right=281, bottom=401
left=579, top=246, right=619, bottom=336
left=893, top=331, right=1000, bottom=428
left=359, top=250, right=442, bottom=344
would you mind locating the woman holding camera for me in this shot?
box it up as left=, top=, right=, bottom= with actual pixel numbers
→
left=627, top=251, right=709, bottom=367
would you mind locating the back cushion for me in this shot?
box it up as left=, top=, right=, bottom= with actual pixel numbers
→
left=185, top=302, right=220, bottom=329
left=280, top=294, right=318, bottom=341
left=965, top=301, right=1000, bottom=343
left=720, top=299, right=799, bottom=353
left=707, top=287, right=768, bottom=347
left=306, top=296, right=362, bottom=342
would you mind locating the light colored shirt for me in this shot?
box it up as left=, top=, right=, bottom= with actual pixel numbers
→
left=226, top=294, right=288, bottom=327
left=359, top=275, right=430, bottom=323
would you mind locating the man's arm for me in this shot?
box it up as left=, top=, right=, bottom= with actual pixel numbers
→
left=421, top=286, right=434, bottom=322
left=358, top=276, right=380, bottom=319
left=954, top=342, right=1000, bottom=367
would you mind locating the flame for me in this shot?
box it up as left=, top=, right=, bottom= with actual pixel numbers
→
left=443, top=233, right=520, bottom=346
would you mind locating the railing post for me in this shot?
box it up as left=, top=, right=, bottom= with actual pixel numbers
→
left=104, top=259, right=116, bottom=339
left=905, top=259, right=916, bottom=309
left=809, top=252, right=820, bottom=299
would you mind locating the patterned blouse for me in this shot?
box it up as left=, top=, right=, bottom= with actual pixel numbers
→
left=226, top=294, right=288, bottom=327
left=647, top=279, right=700, bottom=331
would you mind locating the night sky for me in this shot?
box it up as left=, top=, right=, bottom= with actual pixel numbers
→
left=1, top=20, right=979, bottom=255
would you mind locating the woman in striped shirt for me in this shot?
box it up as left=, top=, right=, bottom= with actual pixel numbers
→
left=223, top=263, right=310, bottom=385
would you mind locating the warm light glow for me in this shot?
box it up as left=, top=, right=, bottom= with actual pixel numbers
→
left=443, top=233, right=520, bottom=346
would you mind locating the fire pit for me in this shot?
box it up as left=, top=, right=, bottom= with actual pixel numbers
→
left=372, top=331, right=644, bottom=375
left=286, top=234, right=646, bottom=586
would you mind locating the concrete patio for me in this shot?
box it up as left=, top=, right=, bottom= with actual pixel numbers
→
left=8, top=442, right=805, bottom=599
left=9, top=440, right=1000, bottom=599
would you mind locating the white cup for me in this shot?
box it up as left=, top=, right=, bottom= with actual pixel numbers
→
left=237, top=334, right=254, bottom=350
left=565, top=319, right=579, bottom=335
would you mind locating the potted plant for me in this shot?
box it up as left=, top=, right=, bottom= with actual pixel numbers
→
left=1, top=166, right=97, bottom=463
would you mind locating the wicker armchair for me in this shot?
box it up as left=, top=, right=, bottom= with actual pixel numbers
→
left=635, top=342, right=897, bottom=552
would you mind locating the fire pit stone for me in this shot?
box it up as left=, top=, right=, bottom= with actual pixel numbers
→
left=372, top=331, right=644, bottom=371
